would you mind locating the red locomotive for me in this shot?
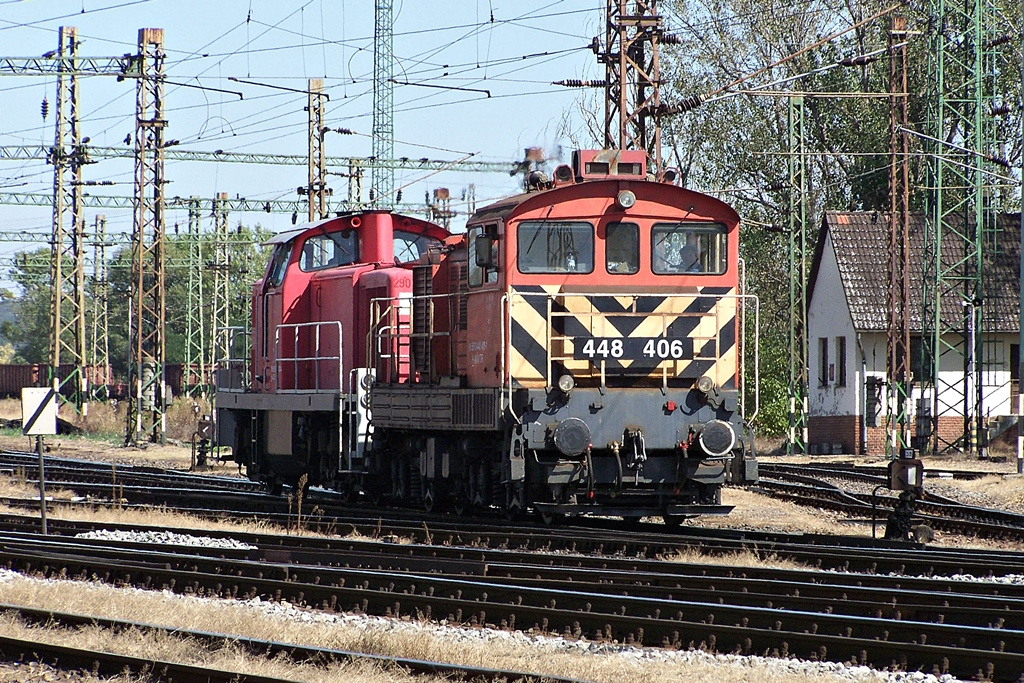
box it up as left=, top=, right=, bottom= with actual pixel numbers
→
left=217, top=149, right=758, bottom=522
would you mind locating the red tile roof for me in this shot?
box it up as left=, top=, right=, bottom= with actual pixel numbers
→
left=809, top=211, right=1021, bottom=333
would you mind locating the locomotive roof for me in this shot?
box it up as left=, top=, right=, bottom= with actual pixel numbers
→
left=263, top=216, right=336, bottom=245
left=467, top=180, right=740, bottom=226
left=263, top=212, right=448, bottom=247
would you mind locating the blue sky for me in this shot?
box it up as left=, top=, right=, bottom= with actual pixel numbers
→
left=0, top=0, right=604, bottom=256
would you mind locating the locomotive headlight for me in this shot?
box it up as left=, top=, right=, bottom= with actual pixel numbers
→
left=699, top=419, right=737, bottom=457
left=557, top=374, right=575, bottom=394
left=696, top=374, right=715, bottom=394
left=616, top=190, right=636, bottom=209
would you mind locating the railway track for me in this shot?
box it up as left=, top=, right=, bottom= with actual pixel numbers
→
left=2, top=603, right=583, bottom=683
left=12, top=449, right=1024, bottom=544
left=758, top=462, right=1024, bottom=540
left=2, top=521, right=1024, bottom=678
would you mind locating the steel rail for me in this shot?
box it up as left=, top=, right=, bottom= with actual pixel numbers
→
left=2, top=533, right=1024, bottom=679
left=1, top=603, right=587, bottom=683
left=0, top=634, right=302, bottom=683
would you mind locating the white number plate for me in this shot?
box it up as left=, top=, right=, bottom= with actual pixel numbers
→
left=573, top=337, right=694, bottom=361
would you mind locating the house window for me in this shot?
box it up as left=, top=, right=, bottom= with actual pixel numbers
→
left=835, top=336, right=847, bottom=387
left=819, top=338, right=830, bottom=387
left=1012, top=344, right=1020, bottom=382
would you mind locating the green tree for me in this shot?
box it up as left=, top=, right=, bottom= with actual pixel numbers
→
left=4, top=223, right=271, bottom=381
left=2, top=249, right=53, bottom=364
left=658, top=0, right=1021, bottom=435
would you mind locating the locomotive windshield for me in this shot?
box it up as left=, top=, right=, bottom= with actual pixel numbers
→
left=605, top=222, right=639, bottom=274
left=394, top=229, right=441, bottom=263
left=517, top=220, right=595, bottom=274
left=266, top=241, right=292, bottom=287
left=299, top=230, right=358, bottom=271
left=652, top=223, right=727, bottom=275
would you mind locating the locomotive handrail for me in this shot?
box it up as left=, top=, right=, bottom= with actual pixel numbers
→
left=274, top=321, right=343, bottom=393
left=368, top=292, right=461, bottom=384
left=212, top=326, right=251, bottom=393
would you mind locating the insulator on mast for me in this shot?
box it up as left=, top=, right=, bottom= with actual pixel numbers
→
left=553, top=79, right=608, bottom=88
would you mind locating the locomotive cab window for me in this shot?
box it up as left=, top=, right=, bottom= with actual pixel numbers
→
left=651, top=223, right=727, bottom=275
left=394, top=229, right=441, bottom=264
left=468, top=224, right=499, bottom=288
left=605, top=222, right=639, bottom=274
left=266, top=241, right=293, bottom=287
left=299, top=230, right=358, bottom=271
left=517, top=220, right=594, bottom=274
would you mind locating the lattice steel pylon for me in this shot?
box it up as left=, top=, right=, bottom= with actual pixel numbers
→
left=126, top=28, right=167, bottom=446
left=48, top=26, right=88, bottom=410
left=210, top=193, right=231, bottom=370
left=184, top=198, right=206, bottom=397
left=603, top=0, right=664, bottom=171
left=886, top=17, right=912, bottom=458
left=90, top=214, right=110, bottom=400
left=921, top=0, right=1003, bottom=455
left=371, top=0, right=394, bottom=209
left=306, top=78, right=329, bottom=221
left=786, top=96, right=808, bottom=455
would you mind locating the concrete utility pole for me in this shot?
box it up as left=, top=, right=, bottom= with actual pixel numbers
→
left=126, top=28, right=167, bottom=446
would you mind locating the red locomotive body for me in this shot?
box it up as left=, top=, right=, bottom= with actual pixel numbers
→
left=217, top=211, right=449, bottom=487
left=217, top=149, right=758, bottom=521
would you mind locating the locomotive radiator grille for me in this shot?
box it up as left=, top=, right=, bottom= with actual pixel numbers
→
left=509, top=286, right=744, bottom=389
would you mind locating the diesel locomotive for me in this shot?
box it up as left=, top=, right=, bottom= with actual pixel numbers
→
left=216, top=149, right=758, bottom=522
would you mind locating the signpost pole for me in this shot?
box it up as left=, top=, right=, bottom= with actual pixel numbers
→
left=36, top=434, right=46, bottom=535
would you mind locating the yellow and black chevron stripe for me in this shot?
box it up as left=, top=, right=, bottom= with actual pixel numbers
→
left=509, top=285, right=738, bottom=389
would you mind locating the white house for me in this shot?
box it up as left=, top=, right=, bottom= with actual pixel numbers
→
left=806, top=211, right=1021, bottom=455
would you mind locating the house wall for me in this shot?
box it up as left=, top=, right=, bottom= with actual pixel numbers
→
left=806, top=232, right=1016, bottom=455
left=809, top=331, right=1017, bottom=454
left=807, top=231, right=859, bottom=419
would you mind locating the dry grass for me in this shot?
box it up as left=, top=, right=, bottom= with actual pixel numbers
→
left=0, top=472, right=76, bottom=501
left=0, top=610, right=449, bottom=683
left=659, top=545, right=810, bottom=571
left=681, top=487, right=868, bottom=537
left=0, top=396, right=218, bottom=451
left=0, top=571, right=891, bottom=683
left=949, top=473, right=1024, bottom=512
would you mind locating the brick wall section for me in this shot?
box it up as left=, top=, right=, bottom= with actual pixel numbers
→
left=808, top=415, right=976, bottom=455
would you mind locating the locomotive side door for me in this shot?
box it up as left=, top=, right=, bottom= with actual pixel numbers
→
left=463, top=222, right=503, bottom=387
